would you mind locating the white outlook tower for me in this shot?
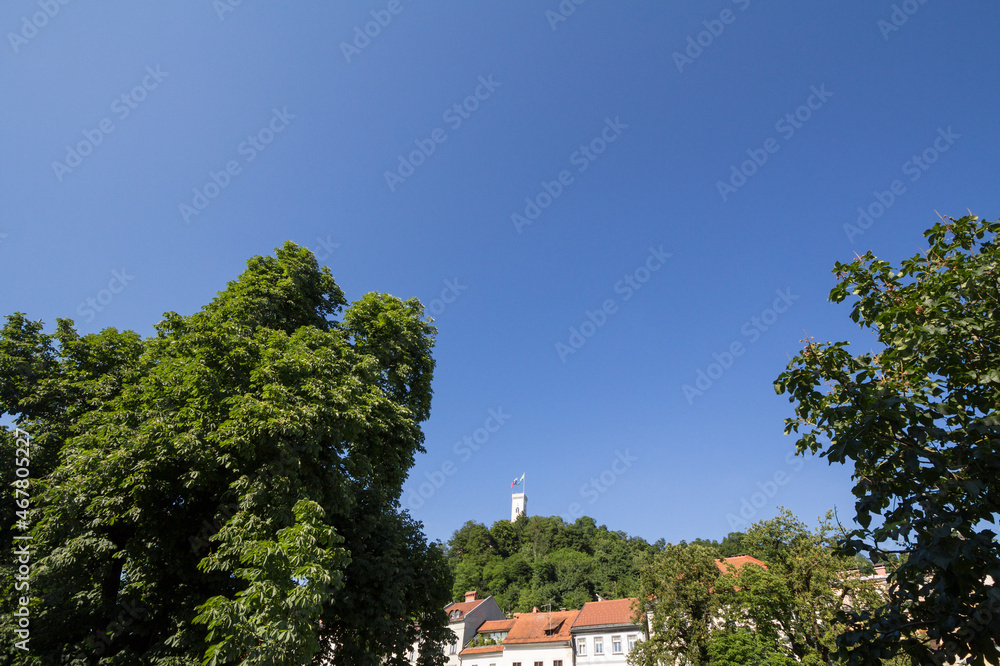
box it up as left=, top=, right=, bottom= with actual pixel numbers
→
left=510, top=473, right=526, bottom=522
left=511, top=492, right=527, bottom=522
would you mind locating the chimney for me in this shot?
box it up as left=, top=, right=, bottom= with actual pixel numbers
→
left=532, top=606, right=539, bottom=613
left=874, top=563, right=887, bottom=576
left=464, top=590, right=477, bottom=602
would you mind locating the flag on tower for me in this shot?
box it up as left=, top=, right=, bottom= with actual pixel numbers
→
left=510, top=473, right=524, bottom=488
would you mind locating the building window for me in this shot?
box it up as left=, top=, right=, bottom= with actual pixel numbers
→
left=612, top=635, right=623, bottom=654
left=554, top=661, right=563, bottom=666
left=577, top=638, right=587, bottom=655
left=534, top=662, right=543, bottom=666
left=594, top=636, right=604, bottom=654
left=513, top=663, right=521, bottom=666
left=627, top=634, right=638, bottom=651
left=449, top=641, right=457, bottom=654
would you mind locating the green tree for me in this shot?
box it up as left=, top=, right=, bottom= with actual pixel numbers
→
left=717, top=531, right=749, bottom=558
left=593, top=530, right=655, bottom=599
left=593, top=533, right=635, bottom=597
left=715, top=510, right=886, bottom=665
left=489, top=519, right=522, bottom=559
left=447, top=522, right=495, bottom=566
left=521, top=515, right=562, bottom=560
left=0, top=242, right=452, bottom=665
left=548, top=547, right=595, bottom=607
left=448, top=521, right=499, bottom=601
left=707, top=630, right=797, bottom=666
left=629, top=542, right=721, bottom=666
left=775, top=215, right=1000, bottom=665
left=517, top=586, right=544, bottom=613
left=552, top=521, right=591, bottom=554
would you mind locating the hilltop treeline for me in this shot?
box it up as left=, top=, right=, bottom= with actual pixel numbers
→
left=444, top=514, right=751, bottom=611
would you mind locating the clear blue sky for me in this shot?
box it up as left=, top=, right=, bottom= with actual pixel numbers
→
left=2, top=2, right=998, bottom=547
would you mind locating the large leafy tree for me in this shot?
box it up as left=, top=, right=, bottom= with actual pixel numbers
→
left=707, top=630, right=797, bottom=666
left=593, top=529, right=644, bottom=598
left=629, top=542, right=721, bottom=666
left=775, top=215, right=1000, bottom=665
left=0, top=242, right=452, bottom=665
left=714, top=510, right=888, bottom=665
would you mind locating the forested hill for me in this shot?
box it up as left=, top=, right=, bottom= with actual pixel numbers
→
left=444, top=515, right=749, bottom=613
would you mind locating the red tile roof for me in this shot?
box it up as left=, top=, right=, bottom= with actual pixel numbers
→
left=715, top=555, right=768, bottom=574
left=478, top=619, right=517, bottom=633
left=505, top=609, right=579, bottom=644
left=445, top=598, right=485, bottom=621
left=572, top=598, right=639, bottom=628
left=459, top=645, right=504, bottom=656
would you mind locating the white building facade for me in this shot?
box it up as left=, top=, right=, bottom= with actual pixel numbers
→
left=571, top=598, right=643, bottom=666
